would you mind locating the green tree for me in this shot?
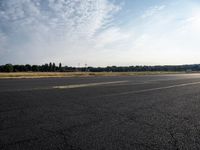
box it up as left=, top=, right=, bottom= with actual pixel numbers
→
left=32, top=65, right=39, bottom=72
left=49, top=62, right=52, bottom=71
left=25, top=64, right=31, bottom=71
left=59, top=63, right=62, bottom=72
left=4, top=64, right=13, bottom=72
left=52, top=63, right=56, bottom=72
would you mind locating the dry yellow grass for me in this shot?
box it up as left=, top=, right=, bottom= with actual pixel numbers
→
left=0, top=71, right=184, bottom=79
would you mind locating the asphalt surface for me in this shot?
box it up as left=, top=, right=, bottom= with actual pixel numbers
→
left=1, top=74, right=200, bottom=150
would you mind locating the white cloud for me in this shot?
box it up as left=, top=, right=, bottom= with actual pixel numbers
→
left=142, top=5, right=166, bottom=18
left=0, top=0, right=122, bottom=65
left=179, top=12, right=200, bottom=33
left=0, top=0, right=119, bottom=39
left=1, top=0, right=200, bottom=66
left=104, top=2, right=200, bottom=66
left=94, top=27, right=130, bottom=49
left=107, top=2, right=198, bottom=65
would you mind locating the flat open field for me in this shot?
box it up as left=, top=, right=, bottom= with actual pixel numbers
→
left=0, top=71, right=184, bottom=78
left=1, top=73, right=200, bottom=149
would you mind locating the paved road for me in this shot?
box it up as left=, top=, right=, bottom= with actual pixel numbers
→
left=1, top=74, right=200, bottom=150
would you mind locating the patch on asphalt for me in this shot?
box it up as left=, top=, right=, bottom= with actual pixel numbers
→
left=53, top=81, right=129, bottom=89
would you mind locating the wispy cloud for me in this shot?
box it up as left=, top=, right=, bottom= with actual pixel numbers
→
left=0, top=0, right=122, bottom=65
left=179, top=12, right=200, bottom=33
left=94, top=27, right=130, bottom=49
left=1, top=0, right=200, bottom=66
left=141, top=5, right=166, bottom=18
left=123, top=2, right=200, bottom=65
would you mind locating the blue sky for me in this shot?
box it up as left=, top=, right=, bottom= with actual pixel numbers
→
left=0, top=0, right=200, bottom=66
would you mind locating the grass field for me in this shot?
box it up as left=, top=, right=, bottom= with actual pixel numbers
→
left=0, top=71, right=185, bottom=79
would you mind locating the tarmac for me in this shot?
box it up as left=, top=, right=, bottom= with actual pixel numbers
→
left=1, top=74, right=200, bottom=150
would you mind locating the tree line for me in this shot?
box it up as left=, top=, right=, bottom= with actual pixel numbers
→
left=0, top=63, right=200, bottom=72
left=0, top=63, right=63, bottom=72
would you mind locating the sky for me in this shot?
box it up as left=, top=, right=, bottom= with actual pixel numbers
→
left=0, top=0, right=200, bottom=66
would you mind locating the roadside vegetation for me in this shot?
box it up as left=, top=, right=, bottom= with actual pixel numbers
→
left=0, top=62, right=199, bottom=72
left=0, top=62, right=199, bottom=78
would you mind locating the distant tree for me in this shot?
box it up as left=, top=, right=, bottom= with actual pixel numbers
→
left=0, top=65, right=3, bottom=72
left=59, top=63, right=62, bottom=72
left=52, top=63, right=56, bottom=72
left=32, top=65, right=39, bottom=72
left=13, top=65, right=20, bottom=72
left=49, top=62, right=52, bottom=71
left=43, top=63, right=49, bottom=72
left=25, top=64, right=31, bottom=71
left=3, top=64, right=13, bottom=72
